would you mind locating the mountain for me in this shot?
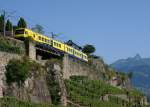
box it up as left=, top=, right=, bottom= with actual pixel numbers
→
left=111, top=54, right=150, bottom=100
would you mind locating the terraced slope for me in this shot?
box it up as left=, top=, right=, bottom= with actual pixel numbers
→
left=65, top=76, right=146, bottom=107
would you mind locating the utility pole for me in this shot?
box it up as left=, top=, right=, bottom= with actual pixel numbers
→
left=2, top=11, right=6, bottom=36
left=51, top=32, right=63, bottom=39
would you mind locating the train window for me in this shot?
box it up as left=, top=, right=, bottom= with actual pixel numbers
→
left=59, top=44, right=61, bottom=48
left=54, top=42, right=56, bottom=46
left=15, top=29, right=24, bottom=34
left=45, top=39, right=47, bottom=42
left=39, top=36, right=41, bottom=40
left=42, top=37, right=44, bottom=41
left=25, top=31, right=28, bottom=34
left=33, top=34, right=35, bottom=38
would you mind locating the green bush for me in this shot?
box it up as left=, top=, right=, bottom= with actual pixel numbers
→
left=0, top=97, right=64, bottom=107
left=0, top=37, right=24, bottom=54
left=5, top=58, right=31, bottom=87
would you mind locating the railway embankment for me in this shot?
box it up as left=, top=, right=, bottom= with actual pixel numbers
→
left=0, top=36, right=149, bottom=107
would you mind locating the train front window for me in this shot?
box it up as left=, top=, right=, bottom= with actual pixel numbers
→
left=15, top=29, right=24, bottom=34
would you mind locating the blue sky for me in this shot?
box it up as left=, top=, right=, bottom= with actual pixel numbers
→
left=0, top=0, right=150, bottom=63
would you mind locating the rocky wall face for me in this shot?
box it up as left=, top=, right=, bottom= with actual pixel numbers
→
left=0, top=52, right=20, bottom=66
left=5, top=74, right=51, bottom=104
left=0, top=52, right=51, bottom=104
left=0, top=52, right=21, bottom=98
left=63, top=55, right=105, bottom=80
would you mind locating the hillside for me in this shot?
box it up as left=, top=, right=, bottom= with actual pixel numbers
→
left=0, top=76, right=148, bottom=107
left=111, top=54, right=150, bottom=100
left=0, top=36, right=149, bottom=107
left=65, top=76, right=147, bottom=107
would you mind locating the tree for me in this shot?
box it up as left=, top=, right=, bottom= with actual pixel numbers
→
left=31, top=24, right=44, bottom=34
left=5, top=58, right=31, bottom=87
left=128, top=72, right=133, bottom=79
left=82, top=44, right=96, bottom=54
left=0, top=15, right=4, bottom=32
left=5, top=19, right=13, bottom=31
left=17, top=17, right=27, bottom=28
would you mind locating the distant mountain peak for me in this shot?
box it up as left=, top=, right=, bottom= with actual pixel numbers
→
left=133, top=54, right=142, bottom=60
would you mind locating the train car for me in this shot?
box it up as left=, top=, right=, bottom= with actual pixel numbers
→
left=15, top=28, right=52, bottom=45
left=15, top=28, right=32, bottom=38
left=15, top=28, right=88, bottom=62
left=82, top=53, right=88, bottom=62
left=64, top=44, right=74, bottom=55
left=73, top=48, right=83, bottom=59
left=52, top=39, right=65, bottom=52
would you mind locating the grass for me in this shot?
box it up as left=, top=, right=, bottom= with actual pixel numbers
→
left=65, top=76, right=146, bottom=107
left=0, top=97, right=64, bottom=107
left=0, top=36, right=24, bottom=54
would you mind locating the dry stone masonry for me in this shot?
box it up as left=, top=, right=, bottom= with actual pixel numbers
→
left=0, top=52, right=21, bottom=97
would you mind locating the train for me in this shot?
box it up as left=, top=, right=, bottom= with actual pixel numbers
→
left=15, top=28, right=88, bottom=62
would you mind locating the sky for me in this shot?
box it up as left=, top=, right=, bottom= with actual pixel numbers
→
left=0, top=0, right=150, bottom=63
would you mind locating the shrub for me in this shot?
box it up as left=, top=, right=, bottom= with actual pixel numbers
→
left=5, top=57, right=31, bottom=87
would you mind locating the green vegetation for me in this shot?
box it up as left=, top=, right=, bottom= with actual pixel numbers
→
left=65, top=76, right=146, bottom=107
left=0, top=97, right=64, bottom=107
left=17, top=17, right=27, bottom=28
left=82, top=44, right=95, bottom=55
left=0, top=36, right=24, bottom=54
left=6, top=19, right=13, bottom=31
left=5, top=57, right=31, bottom=87
left=0, top=14, right=4, bottom=32
left=5, top=57, right=42, bottom=87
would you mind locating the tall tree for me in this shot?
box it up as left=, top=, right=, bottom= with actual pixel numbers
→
left=5, top=19, right=13, bottom=31
left=0, top=15, right=4, bottom=32
left=31, top=24, right=44, bottom=34
left=17, top=17, right=27, bottom=28
left=82, top=44, right=96, bottom=55
left=128, top=72, right=133, bottom=79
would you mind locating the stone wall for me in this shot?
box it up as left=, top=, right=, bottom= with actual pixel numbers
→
left=63, top=54, right=105, bottom=80
left=0, top=52, right=21, bottom=98
left=0, top=52, right=52, bottom=104
left=46, top=63, right=67, bottom=106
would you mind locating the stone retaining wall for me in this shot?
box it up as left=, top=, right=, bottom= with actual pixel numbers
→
left=0, top=52, right=21, bottom=97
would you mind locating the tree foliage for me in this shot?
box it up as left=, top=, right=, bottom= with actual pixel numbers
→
left=5, top=57, right=31, bottom=87
left=128, top=72, right=133, bottom=79
left=0, top=15, right=4, bottom=32
left=5, top=20, right=13, bottom=31
left=82, top=44, right=96, bottom=54
left=17, top=17, right=27, bottom=28
left=31, top=24, right=44, bottom=34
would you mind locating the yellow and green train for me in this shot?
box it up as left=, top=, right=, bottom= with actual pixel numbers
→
left=15, top=28, right=88, bottom=62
